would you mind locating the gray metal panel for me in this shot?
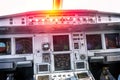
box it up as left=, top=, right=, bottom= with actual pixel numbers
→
left=0, top=57, right=26, bottom=62
left=0, top=62, right=14, bottom=69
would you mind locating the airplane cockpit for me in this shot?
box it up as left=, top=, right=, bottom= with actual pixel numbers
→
left=0, top=9, right=120, bottom=80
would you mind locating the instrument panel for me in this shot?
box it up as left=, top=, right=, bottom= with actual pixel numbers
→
left=0, top=31, right=119, bottom=80
left=0, top=10, right=120, bottom=80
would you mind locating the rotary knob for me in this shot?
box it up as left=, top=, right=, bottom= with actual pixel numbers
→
left=80, top=54, right=86, bottom=60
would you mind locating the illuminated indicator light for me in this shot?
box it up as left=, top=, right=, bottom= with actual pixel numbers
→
left=73, top=18, right=76, bottom=21
left=42, top=19, right=45, bottom=22
left=67, top=17, right=70, bottom=20
left=69, top=17, right=73, bottom=21
left=50, top=18, right=53, bottom=22
left=55, top=18, right=58, bottom=22
left=35, top=19, right=39, bottom=22
left=29, top=19, right=33, bottom=22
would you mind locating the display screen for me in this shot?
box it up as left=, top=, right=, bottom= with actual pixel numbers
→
left=76, top=62, right=85, bottom=69
left=0, top=38, right=11, bottom=55
left=38, top=75, right=49, bottom=80
left=15, top=38, right=32, bottom=54
left=38, top=64, right=49, bottom=72
left=42, top=53, right=50, bottom=63
left=74, top=43, right=79, bottom=49
left=86, top=34, right=102, bottom=50
left=54, top=54, right=71, bottom=71
left=77, top=72, right=89, bottom=79
left=105, top=33, right=120, bottom=49
left=53, top=35, right=70, bottom=51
